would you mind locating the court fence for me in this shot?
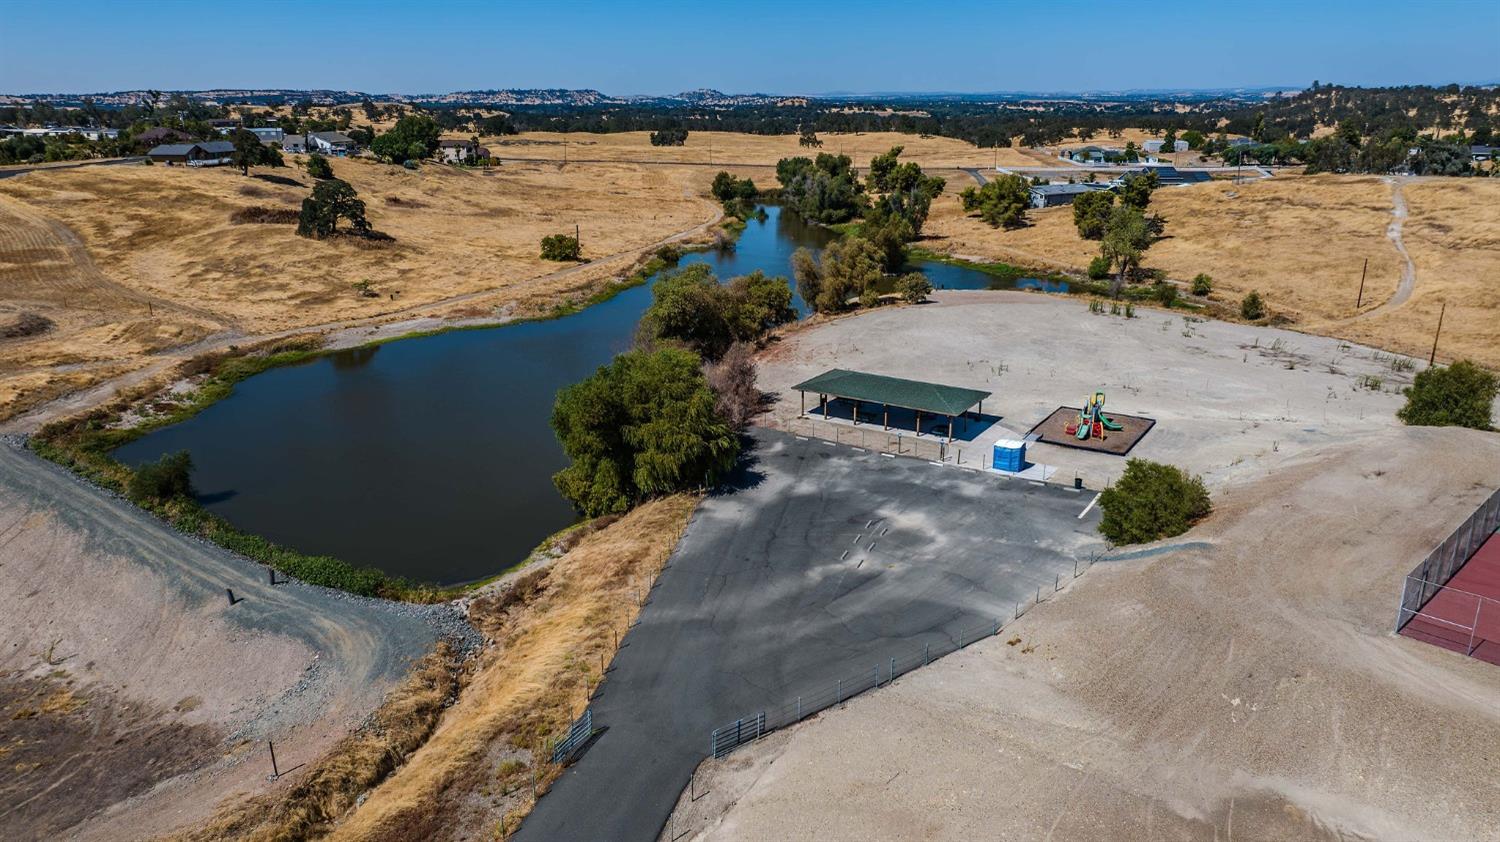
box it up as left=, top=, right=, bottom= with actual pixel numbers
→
left=1396, top=487, right=1500, bottom=634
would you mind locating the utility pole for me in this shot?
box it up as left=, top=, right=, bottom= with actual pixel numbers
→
left=1429, top=301, right=1446, bottom=366
left=1355, top=257, right=1368, bottom=308
left=575, top=222, right=580, bottom=253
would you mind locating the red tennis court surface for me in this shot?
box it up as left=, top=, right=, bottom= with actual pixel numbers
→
left=1401, top=530, right=1500, bottom=665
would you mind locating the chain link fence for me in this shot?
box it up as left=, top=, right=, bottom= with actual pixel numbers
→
left=1397, top=487, right=1500, bottom=633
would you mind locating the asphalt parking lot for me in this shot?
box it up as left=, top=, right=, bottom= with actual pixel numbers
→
left=517, top=428, right=1104, bottom=842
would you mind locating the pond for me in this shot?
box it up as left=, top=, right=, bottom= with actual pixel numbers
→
left=115, top=206, right=1038, bottom=585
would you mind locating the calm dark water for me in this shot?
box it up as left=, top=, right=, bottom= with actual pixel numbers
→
left=115, top=207, right=1021, bottom=584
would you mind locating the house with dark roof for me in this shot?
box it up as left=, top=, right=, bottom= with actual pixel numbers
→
left=146, top=141, right=235, bottom=167
left=308, top=131, right=356, bottom=156
left=1116, top=165, right=1212, bottom=187
left=281, top=133, right=307, bottom=153
left=136, top=127, right=193, bottom=146
left=1059, top=145, right=1124, bottom=164
left=1471, top=145, right=1496, bottom=162
left=1028, top=182, right=1111, bottom=208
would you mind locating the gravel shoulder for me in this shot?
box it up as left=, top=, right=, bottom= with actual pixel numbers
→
left=0, top=440, right=463, bottom=840
left=664, top=425, right=1500, bottom=841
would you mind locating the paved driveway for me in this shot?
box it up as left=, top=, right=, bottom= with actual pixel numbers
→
left=518, top=429, right=1103, bottom=841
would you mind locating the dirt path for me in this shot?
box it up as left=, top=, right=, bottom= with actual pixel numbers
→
left=0, top=440, right=464, bottom=839
left=1351, top=176, right=1416, bottom=321
left=0, top=191, right=723, bottom=434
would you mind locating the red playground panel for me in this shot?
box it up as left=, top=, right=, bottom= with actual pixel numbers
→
left=1401, top=530, right=1500, bottom=665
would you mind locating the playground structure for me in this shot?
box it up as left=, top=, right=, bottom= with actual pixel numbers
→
left=1064, top=392, right=1124, bottom=442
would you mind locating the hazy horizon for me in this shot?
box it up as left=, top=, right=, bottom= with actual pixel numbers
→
left=3, top=0, right=1497, bottom=96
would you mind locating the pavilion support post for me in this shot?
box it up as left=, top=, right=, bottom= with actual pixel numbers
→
left=948, top=415, right=954, bottom=442
left=854, top=400, right=860, bottom=426
left=821, top=393, right=827, bottom=419
left=915, top=409, right=922, bottom=437
left=883, top=405, right=889, bottom=430
left=800, top=390, right=805, bottom=418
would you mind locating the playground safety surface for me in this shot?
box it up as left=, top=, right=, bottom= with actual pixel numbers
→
left=1028, top=406, right=1156, bottom=455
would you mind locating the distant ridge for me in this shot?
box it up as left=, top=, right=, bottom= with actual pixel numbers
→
left=0, top=86, right=1297, bottom=108
left=7, top=82, right=1496, bottom=109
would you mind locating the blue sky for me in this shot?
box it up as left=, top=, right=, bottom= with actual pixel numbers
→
left=3, top=0, right=1497, bottom=95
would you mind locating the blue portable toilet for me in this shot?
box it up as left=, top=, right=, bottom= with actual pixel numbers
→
left=992, top=439, right=1026, bottom=472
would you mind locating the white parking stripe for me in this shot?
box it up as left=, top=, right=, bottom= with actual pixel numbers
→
left=1078, top=492, right=1102, bottom=519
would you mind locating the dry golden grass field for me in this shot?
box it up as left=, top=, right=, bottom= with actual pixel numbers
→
left=482, top=130, right=1043, bottom=170
left=923, top=172, right=1500, bottom=368
left=1337, top=177, right=1500, bottom=366
left=0, top=155, right=719, bottom=419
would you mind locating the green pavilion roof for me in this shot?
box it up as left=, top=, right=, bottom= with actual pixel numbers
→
left=792, top=369, right=990, bottom=416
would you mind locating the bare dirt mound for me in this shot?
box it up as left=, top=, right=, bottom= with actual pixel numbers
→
left=666, top=425, right=1500, bottom=842
left=0, top=443, right=448, bottom=840
left=0, top=675, right=221, bottom=839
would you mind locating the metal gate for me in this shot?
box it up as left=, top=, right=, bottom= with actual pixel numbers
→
left=551, top=708, right=593, bottom=765
left=710, top=712, right=765, bottom=758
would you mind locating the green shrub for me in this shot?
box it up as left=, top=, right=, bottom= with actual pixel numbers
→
left=1191, top=272, right=1213, bottom=296
left=541, top=234, right=581, bottom=261
left=305, top=153, right=334, bottom=180
left=552, top=348, right=740, bottom=516
left=1087, top=255, right=1111, bottom=280
left=1098, top=458, right=1212, bottom=544
left=1397, top=359, right=1498, bottom=430
left=1154, top=282, right=1178, bottom=307
left=127, top=450, right=195, bottom=504
left=654, top=244, right=682, bottom=264
left=710, top=171, right=757, bottom=201
left=1240, top=290, right=1265, bottom=320
left=896, top=272, right=933, bottom=304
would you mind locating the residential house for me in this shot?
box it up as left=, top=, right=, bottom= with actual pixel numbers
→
left=1114, top=165, right=1212, bottom=187
left=1471, top=145, right=1495, bottom=162
left=136, top=127, right=193, bottom=146
left=307, top=131, right=356, bottom=156
left=209, top=118, right=240, bottom=135
left=249, top=126, right=284, bottom=145
left=438, top=138, right=482, bottom=163
left=280, top=133, right=307, bottom=153
left=1059, top=145, right=1124, bottom=164
left=1056, top=144, right=1128, bottom=164
left=1027, top=182, right=1110, bottom=208
left=1143, top=139, right=1190, bottom=153
left=1226, top=137, right=1256, bottom=148
left=146, top=141, right=235, bottom=167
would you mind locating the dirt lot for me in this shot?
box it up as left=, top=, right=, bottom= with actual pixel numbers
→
left=921, top=173, right=1500, bottom=369
left=0, top=155, right=720, bottom=420
left=0, top=441, right=452, bottom=839
left=665, top=425, right=1500, bottom=842
left=758, top=291, right=1422, bottom=490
